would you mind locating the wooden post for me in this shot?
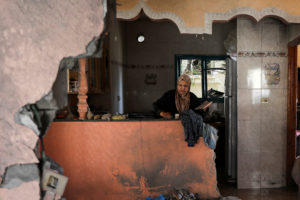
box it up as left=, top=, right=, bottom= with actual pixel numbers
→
left=287, top=46, right=297, bottom=186
left=77, top=57, right=88, bottom=120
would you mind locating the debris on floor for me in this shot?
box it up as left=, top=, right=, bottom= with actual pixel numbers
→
left=146, top=188, right=241, bottom=200
left=146, top=194, right=166, bottom=200
left=292, top=156, right=300, bottom=187
left=220, top=196, right=241, bottom=200
left=41, top=159, right=68, bottom=200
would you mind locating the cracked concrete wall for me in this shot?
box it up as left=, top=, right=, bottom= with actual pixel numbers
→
left=0, top=0, right=104, bottom=199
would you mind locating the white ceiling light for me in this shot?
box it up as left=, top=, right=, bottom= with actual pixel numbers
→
left=137, top=34, right=145, bottom=43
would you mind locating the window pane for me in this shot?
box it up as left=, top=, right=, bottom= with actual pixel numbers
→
left=207, top=60, right=226, bottom=69
left=190, top=75, right=202, bottom=98
left=207, top=69, right=225, bottom=95
left=180, top=59, right=202, bottom=98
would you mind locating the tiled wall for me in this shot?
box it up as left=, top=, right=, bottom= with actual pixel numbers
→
left=237, top=17, right=288, bottom=188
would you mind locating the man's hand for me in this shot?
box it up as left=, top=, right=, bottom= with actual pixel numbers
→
left=160, top=112, right=172, bottom=119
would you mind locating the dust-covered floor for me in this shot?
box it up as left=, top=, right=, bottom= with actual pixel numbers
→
left=219, top=183, right=299, bottom=200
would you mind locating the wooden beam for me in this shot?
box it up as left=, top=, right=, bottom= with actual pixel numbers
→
left=287, top=46, right=297, bottom=186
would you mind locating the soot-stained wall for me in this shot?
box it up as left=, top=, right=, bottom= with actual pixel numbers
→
left=121, top=17, right=236, bottom=113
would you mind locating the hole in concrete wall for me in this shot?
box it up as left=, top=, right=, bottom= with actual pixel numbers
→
left=1, top=34, right=105, bottom=197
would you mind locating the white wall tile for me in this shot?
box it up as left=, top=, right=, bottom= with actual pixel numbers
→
left=260, top=151, right=286, bottom=188
left=237, top=18, right=261, bottom=51
left=261, top=18, right=287, bottom=52
left=238, top=120, right=261, bottom=152
left=237, top=89, right=261, bottom=121
left=237, top=17, right=288, bottom=189
left=238, top=151, right=261, bottom=188
left=237, top=57, right=262, bottom=89
left=260, top=89, right=287, bottom=120
left=260, top=118, right=286, bottom=153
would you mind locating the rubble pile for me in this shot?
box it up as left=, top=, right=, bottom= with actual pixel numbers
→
left=146, top=188, right=241, bottom=200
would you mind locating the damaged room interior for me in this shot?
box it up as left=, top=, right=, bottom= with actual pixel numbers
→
left=1, top=0, right=300, bottom=200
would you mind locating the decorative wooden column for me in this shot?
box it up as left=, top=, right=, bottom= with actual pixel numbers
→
left=77, top=57, right=88, bottom=120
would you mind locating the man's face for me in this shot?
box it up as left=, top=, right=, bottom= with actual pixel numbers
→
left=177, top=80, right=189, bottom=96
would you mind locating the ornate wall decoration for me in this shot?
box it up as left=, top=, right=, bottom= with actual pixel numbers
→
left=144, top=73, right=157, bottom=85
left=237, top=51, right=287, bottom=57
left=264, top=63, right=280, bottom=85
left=117, top=0, right=300, bottom=34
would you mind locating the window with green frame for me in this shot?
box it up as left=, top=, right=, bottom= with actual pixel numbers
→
left=175, top=55, right=228, bottom=102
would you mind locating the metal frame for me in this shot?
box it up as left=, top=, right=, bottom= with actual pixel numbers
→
left=175, top=55, right=229, bottom=102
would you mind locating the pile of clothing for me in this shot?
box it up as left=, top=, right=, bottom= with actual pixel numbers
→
left=180, top=109, right=218, bottom=149
left=165, top=188, right=202, bottom=200
left=146, top=188, right=203, bottom=200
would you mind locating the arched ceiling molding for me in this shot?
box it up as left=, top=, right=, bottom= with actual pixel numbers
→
left=117, top=0, right=205, bottom=34
left=117, top=0, right=300, bottom=34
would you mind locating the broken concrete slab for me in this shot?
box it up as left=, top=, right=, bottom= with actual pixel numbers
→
left=0, top=164, right=39, bottom=189
left=0, top=181, right=40, bottom=200
left=14, top=105, right=40, bottom=136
